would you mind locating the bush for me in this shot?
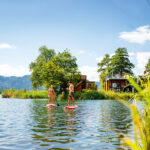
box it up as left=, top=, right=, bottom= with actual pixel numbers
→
left=102, top=90, right=134, bottom=100
left=74, top=90, right=105, bottom=100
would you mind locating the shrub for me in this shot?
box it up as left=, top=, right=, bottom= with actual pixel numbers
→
left=74, top=90, right=105, bottom=100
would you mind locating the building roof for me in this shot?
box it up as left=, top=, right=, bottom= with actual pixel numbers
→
left=106, top=78, right=127, bottom=81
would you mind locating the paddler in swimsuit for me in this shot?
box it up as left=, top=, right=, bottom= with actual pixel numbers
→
left=67, top=81, right=75, bottom=106
left=48, top=85, right=55, bottom=104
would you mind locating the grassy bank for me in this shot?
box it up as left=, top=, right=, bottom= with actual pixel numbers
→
left=57, top=90, right=105, bottom=100
left=2, top=88, right=135, bottom=100
left=102, top=90, right=135, bottom=100
left=1, top=88, right=48, bottom=99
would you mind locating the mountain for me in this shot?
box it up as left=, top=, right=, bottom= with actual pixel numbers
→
left=0, top=75, right=100, bottom=91
left=95, top=82, right=100, bottom=90
left=0, top=75, right=32, bottom=90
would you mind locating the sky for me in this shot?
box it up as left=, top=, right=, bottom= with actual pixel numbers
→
left=0, top=0, right=150, bottom=81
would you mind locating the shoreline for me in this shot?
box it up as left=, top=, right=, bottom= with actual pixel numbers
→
left=1, top=89, right=136, bottom=100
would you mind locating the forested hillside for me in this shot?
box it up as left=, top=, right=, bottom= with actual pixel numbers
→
left=0, top=75, right=32, bottom=90
left=0, top=74, right=100, bottom=91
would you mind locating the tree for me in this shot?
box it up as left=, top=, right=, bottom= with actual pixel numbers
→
left=29, top=46, right=80, bottom=93
left=97, top=54, right=111, bottom=89
left=97, top=48, right=135, bottom=89
left=110, top=48, right=134, bottom=76
left=99, top=71, right=107, bottom=89
left=144, top=59, right=150, bottom=74
left=40, top=50, right=80, bottom=92
left=30, top=46, right=56, bottom=89
left=97, top=54, right=111, bottom=74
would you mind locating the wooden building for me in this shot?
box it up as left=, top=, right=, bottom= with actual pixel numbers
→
left=105, top=76, right=135, bottom=92
left=75, top=75, right=97, bottom=92
left=105, top=78, right=127, bottom=92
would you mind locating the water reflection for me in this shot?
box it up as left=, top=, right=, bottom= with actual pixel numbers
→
left=0, top=98, right=134, bottom=150
left=29, top=100, right=80, bottom=149
left=101, top=100, right=132, bottom=130
left=64, top=109, right=76, bottom=137
left=99, top=100, right=132, bottom=149
left=47, top=107, right=55, bottom=128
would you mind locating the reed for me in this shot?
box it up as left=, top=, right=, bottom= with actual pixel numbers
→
left=2, top=88, right=48, bottom=99
left=103, top=90, right=134, bottom=100
left=121, top=76, right=150, bottom=150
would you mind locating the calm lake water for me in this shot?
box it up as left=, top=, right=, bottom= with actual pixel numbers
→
left=0, top=97, right=134, bottom=150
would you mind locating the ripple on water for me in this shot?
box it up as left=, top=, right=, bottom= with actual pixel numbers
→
left=0, top=99, right=133, bottom=150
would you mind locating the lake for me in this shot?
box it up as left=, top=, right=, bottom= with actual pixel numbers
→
left=0, top=97, right=133, bottom=150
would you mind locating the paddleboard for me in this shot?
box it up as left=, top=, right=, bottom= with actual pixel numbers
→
left=64, top=105, right=78, bottom=109
left=46, top=104, right=56, bottom=107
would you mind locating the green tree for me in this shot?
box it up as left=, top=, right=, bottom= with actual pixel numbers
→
left=30, top=46, right=80, bottom=92
left=97, top=54, right=111, bottom=89
left=97, top=48, right=135, bottom=89
left=30, top=46, right=56, bottom=89
left=110, top=48, right=134, bottom=76
left=99, top=71, right=107, bottom=89
left=145, top=59, right=150, bottom=74
left=97, top=54, right=111, bottom=73
left=40, top=50, right=80, bottom=92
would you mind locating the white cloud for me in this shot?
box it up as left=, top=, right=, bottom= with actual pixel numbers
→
left=136, top=52, right=150, bottom=70
left=96, top=56, right=103, bottom=62
left=0, top=43, right=16, bottom=49
left=129, top=52, right=135, bottom=57
left=119, top=25, right=150, bottom=44
left=0, top=64, right=30, bottom=76
left=132, top=69, right=139, bottom=76
left=128, top=52, right=136, bottom=61
left=79, top=66, right=99, bottom=81
left=78, top=50, right=85, bottom=54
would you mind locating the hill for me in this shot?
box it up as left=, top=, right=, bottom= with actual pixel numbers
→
left=95, top=82, right=100, bottom=90
left=0, top=75, right=32, bottom=90
left=0, top=75, right=100, bottom=91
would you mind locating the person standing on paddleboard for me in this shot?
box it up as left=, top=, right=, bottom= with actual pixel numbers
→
left=48, top=85, right=55, bottom=104
left=68, top=81, right=75, bottom=106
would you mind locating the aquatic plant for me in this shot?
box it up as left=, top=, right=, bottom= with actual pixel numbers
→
left=122, top=75, right=150, bottom=150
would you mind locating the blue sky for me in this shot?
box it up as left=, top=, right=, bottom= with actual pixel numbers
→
left=0, top=0, right=150, bottom=81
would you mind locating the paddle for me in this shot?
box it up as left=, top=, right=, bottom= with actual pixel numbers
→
left=56, top=99, right=60, bottom=106
left=54, top=95, right=60, bottom=106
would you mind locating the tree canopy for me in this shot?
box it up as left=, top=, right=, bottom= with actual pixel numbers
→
left=97, top=54, right=111, bottom=89
left=97, top=48, right=135, bottom=89
left=145, top=59, right=150, bottom=74
left=29, top=46, right=80, bottom=92
left=97, top=54, right=111, bottom=74
left=111, top=48, right=134, bottom=76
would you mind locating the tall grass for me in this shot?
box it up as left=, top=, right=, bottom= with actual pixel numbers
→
left=2, top=88, right=135, bottom=100
left=74, top=90, right=105, bottom=100
left=102, top=89, right=135, bottom=100
left=2, top=88, right=48, bottom=99
left=122, top=76, right=150, bottom=150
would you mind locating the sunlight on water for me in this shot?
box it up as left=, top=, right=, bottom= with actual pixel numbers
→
left=0, top=98, right=133, bottom=150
